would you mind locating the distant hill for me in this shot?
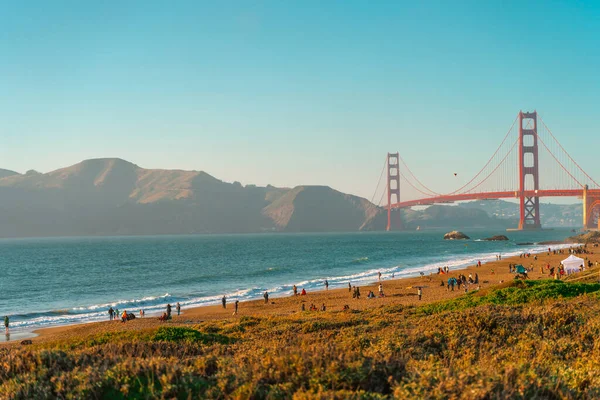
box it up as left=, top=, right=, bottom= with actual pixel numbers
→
left=458, top=200, right=582, bottom=227
left=0, top=158, right=577, bottom=238
left=0, top=158, right=382, bottom=237
left=402, top=204, right=511, bottom=229
left=0, top=169, right=19, bottom=179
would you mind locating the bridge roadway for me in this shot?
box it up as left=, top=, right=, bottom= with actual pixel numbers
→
left=391, top=189, right=600, bottom=209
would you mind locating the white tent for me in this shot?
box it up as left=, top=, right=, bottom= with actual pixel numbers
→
left=562, top=254, right=585, bottom=273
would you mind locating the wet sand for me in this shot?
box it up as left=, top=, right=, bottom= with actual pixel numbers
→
left=3, top=245, right=599, bottom=346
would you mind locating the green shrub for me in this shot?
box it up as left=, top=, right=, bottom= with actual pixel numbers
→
left=420, top=280, right=600, bottom=315
left=152, top=326, right=233, bottom=345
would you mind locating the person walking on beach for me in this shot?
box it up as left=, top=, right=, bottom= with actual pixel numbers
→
left=222, top=296, right=227, bottom=309
left=108, top=307, right=114, bottom=321
left=417, top=287, right=422, bottom=301
left=264, top=291, right=269, bottom=304
left=378, top=283, right=384, bottom=297
left=176, top=302, right=181, bottom=316
left=378, top=271, right=382, bottom=281
left=324, top=280, right=329, bottom=290
left=4, top=316, right=8, bottom=335
left=234, top=300, right=239, bottom=315
left=115, top=308, right=119, bottom=319
left=293, top=285, right=298, bottom=296
left=348, top=282, right=352, bottom=292
left=166, top=304, right=172, bottom=319
left=139, top=309, right=144, bottom=318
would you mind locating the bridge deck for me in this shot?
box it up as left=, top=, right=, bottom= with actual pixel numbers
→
left=391, top=189, right=600, bottom=209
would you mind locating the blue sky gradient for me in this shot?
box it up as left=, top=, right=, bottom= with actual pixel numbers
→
left=1, top=1, right=599, bottom=200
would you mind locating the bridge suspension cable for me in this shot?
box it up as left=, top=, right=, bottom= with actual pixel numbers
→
left=369, top=156, right=387, bottom=206
left=444, top=114, right=519, bottom=195
left=536, top=132, right=584, bottom=188
left=397, top=154, right=440, bottom=196
left=398, top=168, right=444, bottom=197
left=538, top=116, right=600, bottom=189
left=461, top=136, right=519, bottom=194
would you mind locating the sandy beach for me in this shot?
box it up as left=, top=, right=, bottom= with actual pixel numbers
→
left=1, top=243, right=593, bottom=346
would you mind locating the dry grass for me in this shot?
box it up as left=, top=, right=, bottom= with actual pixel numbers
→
left=2, top=280, right=600, bottom=399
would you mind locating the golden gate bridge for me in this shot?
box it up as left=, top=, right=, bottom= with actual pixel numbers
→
left=372, top=111, right=600, bottom=231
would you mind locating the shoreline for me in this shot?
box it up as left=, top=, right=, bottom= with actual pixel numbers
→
left=1, top=241, right=590, bottom=345
left=0, top=240, right=580, bottom=342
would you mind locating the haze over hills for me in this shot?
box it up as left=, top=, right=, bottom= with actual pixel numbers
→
left=0, top=169, right=19, bottom=179
left=0, top=158, right=582, bottom=238
left=0, top=158, right=381, bottom=237
left=458, top=200, right=582, bottom=228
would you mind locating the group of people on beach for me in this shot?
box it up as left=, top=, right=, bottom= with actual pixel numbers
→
left=107, top=301, right=183, bottom=323
left=302, top=303, right=326, bottom=312
left=437, top=266, right=451, bottom=274
left=158, top=302, right=181, bottom=321
left=292, top=285, right=307, bottom=296
left=443, top=272, right=479, bottom=292
left=221, top=295, right=241, bottom=315
left=108, top=306, right=146, bottom=323
left=517, top=245, right=597, bottom=279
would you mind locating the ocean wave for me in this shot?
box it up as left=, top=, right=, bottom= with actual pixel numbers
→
left=72, top=293, right=173, bottom=311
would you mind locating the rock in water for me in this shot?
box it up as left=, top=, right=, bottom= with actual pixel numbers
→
left=443, top=231, right=470, bottom=240
left=484, top=235, right=509, bottom=241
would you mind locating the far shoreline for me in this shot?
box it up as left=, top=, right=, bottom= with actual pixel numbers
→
left=0, top=226, right=582, bottom=242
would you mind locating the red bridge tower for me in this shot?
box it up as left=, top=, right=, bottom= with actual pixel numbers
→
left=386, top=152, right=401, bottom=231
left=518, top=111, right=541, bottom=230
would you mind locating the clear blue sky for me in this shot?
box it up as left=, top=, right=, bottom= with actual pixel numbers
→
left=1, top=1, right=599, bottom=201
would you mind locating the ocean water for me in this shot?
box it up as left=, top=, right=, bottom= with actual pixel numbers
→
left=0, top=229, right=576, bottom=338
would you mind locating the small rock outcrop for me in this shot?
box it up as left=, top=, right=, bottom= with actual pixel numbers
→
left=567, top=231, right=600, bottom=244
left=484, top=235, right=509, bottom=241
left=443, top=231, right=470, bottom=240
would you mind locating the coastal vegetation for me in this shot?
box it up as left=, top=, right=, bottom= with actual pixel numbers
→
left=567, top=231, right=600, bottom=244
left=3, top=280, right=600, bottom=399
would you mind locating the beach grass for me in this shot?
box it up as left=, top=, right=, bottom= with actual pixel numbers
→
left=3, top=280, right=600, bottom=399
